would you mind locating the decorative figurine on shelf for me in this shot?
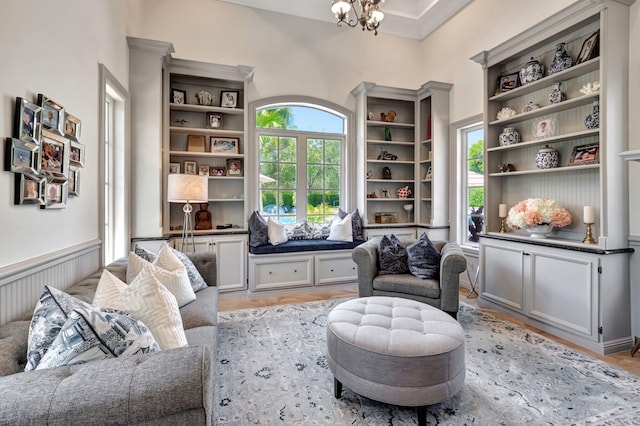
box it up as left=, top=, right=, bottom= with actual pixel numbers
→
left=381, top=188, right=390, bottom=198
left=548, top=42, right=572, bottom=75
left=498, top=163, right=515, bottom=173
left=367, top=192, right=378, bottom=198
left=580, top=81, right=600, bottom=95
left=384, top=125, right=392, bottom=141
left=499, top=127, right=520, bottom=146
left=377, top=149, right=398, bottom=160
left=496, top=107, right=517, bottom=120
left=396, top=186, right=412, bottom=199
left=522, top=101, right=541, bottom=113
left=381, top=167, right=392, bottom=180
left=366, top=170, right=373, bottom=179
left=194, top=91, right=214, bottom=106
left=520, top=57, right=544, bottom=85
left=194, top=203, right=212, bottom=230
left=548, top=82, right=566, bottom=104
left=380, top=110, right=396, bottom=122
left=367, top=111, right=374, bottom=120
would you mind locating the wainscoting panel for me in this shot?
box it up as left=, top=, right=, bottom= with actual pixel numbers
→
left=0, top=240, right=101, bottom=326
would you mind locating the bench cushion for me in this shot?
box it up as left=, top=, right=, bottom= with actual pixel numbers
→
left=249, top=238, right=364, bottom=255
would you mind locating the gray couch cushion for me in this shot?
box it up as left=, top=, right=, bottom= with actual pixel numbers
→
left=373, top=273, right=441, bottom=299
left=0, top=321, right=29, bottom=376
left=180, top=287, right=219, bottom=329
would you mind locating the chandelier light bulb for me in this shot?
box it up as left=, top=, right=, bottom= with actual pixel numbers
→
left=331, top=0, right=351, bottom=17
left=331, top=0, right=384, bottom=35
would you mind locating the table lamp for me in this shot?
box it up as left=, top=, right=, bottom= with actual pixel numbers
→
left=167, top=174, right=208, bottom=252
left=498, top=203, right=507, bottom=233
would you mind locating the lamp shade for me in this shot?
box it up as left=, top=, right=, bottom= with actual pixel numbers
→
left=167, top=174, right=208, bottom=203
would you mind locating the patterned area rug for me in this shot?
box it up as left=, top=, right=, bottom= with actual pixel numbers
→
left=215, top=299, right=640, bottom=425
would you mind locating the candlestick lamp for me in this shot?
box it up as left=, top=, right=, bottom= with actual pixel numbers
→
left=583, top=206, right=596, bottom=244
left=498, top=203, right=507, bottom=233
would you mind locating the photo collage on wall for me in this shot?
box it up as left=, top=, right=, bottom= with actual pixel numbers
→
left=4, top=94, right=85, bottom=209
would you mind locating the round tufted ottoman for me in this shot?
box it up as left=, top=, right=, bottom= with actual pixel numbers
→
left=326, top=296, right=465, bottom=426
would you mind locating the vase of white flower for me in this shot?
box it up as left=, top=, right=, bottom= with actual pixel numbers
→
left=506, top=198, right=572, bottom=238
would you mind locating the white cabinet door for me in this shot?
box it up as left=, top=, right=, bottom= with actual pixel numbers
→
left=315, top=252, right=357, bottom=286
left=210, top=235, right=247, bottom=292
left=481, top=240, right=525, bottom=311
left=526, top=248, right=599, bottom=341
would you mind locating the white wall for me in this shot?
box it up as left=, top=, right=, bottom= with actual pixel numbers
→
left=0, top=0, right=129, bottom=268
left=628, top=1, right=640, bottom=238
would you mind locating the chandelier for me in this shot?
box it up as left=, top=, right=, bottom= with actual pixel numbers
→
left=331, top=0, right=385, bottom=36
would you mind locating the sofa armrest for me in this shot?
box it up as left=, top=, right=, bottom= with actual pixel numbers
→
left=438, top=242, right=467, bottom=315
left=352, top=238, right=381, bottom=297
left=0, top=346, right=213, bottom=426
left=186, top=251, right=217, bottom=287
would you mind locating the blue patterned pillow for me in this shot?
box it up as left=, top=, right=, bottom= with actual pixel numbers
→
left=285, top=221, right=308, bottom=240
left=134, top=245, right=157, bottom=262
left=305, top=221, right=332, bottom=239
left=338, top=208, right=364, bottom=241
left=248, top=211, right=269, bottom=247
left=378, top=234, right=409, bottom=275
left=407, top=233, right=441, bottom=279
left=35, top=306, right=159, bottom=370
left=170, top=247, right=208, bottom=292
left=25, top=286, right=95, bottom=371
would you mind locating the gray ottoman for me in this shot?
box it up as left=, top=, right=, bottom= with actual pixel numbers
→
left=326, top=296, right=465, bottom=426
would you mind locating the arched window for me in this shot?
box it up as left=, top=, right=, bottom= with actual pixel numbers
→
left=253, top=99, right=349, bottom=224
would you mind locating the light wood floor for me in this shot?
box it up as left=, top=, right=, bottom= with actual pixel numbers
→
left=219, top=287, right=640, bottom=377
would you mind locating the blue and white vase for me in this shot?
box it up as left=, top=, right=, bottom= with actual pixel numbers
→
left=548, top=43, right=572, bottom=75
left=584, top=98, right=600, bottom=129
left=535, top=145, right=559, bottom=169
left=520, top=57, right=544, bottom=85
left=499, top=127, right=520, bottom=146
left=522, top=101, right=541, bottom=113
left=548, top=82, right=566, bottom=104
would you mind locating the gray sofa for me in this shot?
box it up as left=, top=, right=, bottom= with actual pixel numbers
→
left=0, top=251, right=218, bottom=425
left=352, top=237, right=467, bottom=318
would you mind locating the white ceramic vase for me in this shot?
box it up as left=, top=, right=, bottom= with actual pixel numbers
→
left=525, top=224, right=554, bottom=238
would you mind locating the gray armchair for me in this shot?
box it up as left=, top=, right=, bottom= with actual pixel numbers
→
left=352, top=237, right=467, bottom=318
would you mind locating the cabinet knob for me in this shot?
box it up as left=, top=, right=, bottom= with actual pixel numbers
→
left=269, top=271, right=272, bottom=275
left=330, top=269, right=334, bottom=272
left=294, top=269, right=297, bottom=273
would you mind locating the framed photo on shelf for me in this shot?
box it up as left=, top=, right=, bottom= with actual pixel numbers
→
left=14, top=97, right=41, bottom=144
left=64, top=113, right=81, bottom=140
left=15, top=173, right=45, bottom=205
left=209, top=166, right=226, bottom=177
left=38, top=94, right=65, bottom=135
left=569, top=143, right=599, bottom=166
left=226, top=158, right=243, bottom=176
left=42, top=178, right=68, bottom=209
left=198, top=165, right=209, bottom=176
left=220, top=91, right=239, bottom=108
left=206, top=112, right=223, bottom=129
left=496, top=72, right=519, bottom=94
left=532, top=116, right=556, bottom=139
left=68, top=167, right=80, bottom=197
left=171, top=88, right=187, bottom=104
left=184, top=161, right=197, bottom=175
left=576, top=30, right=599, bottom=64
left=5, top=137, right=40, bottom=175
left=169, top=162, right=180, bottom=174
left=210, top=137, right=239, bottom=154
left=40, top=130, right=69, bottom=179
left=69, top=140, right=85, bottom=167
left=187, top=135, right=206, bottom=152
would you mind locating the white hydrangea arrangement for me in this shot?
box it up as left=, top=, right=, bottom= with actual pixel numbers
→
left=507, top=198, right=572, bottom=230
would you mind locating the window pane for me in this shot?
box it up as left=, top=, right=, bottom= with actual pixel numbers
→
left=307, top=164, right=323, bottom=189
left=463, top=125, right=484, bottom=244
left=307, top=138, right=323, bottom=163
left=325, top=165, right=340, bottom=189
left=279, top=137, right=296, bottom=163
left=280, top=164, right=296, bottom=188
left=259, top=136, right=278, bottom=162
left=256, top=105, right=343, bottom=133
left=325, top=140, right=341, bottom=164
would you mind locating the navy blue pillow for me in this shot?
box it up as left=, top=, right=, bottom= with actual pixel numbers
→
left=407, top=233, right=441, bottom=279
left=378, top=234, right=409, bottom=275
left=248, top=211, right=269, bottom=247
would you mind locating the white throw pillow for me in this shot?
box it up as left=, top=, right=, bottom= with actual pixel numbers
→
left=268, top=217, right=288, bottom=245
left=327, top=213, right=353, bottom=242
left=126, top=246, right=196, bottom=307
left=93, top=267, right=188, bottom=350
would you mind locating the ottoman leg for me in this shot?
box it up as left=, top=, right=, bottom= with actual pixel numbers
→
left=417, top=406, right=427, bottom=426
left=334, top=377, right=343, bottom=398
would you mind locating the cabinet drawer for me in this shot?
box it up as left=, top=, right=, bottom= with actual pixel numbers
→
left=251, top=257, right=313, bottom=291
left=315, top=253, right=357, bottom=285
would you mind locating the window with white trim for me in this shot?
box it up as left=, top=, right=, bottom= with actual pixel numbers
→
left=459, top=122, right=484, bottom=246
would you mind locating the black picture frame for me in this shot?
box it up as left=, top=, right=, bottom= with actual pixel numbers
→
left=569, top=143, right=600, bottom=166
left=171, top=88, right=187, bottom=104
left=226, top=158, right=243, bottom=176
left=37, top=94, right=65, bottom=135
left=576, top=30, right=599, bottom=64
left=14, top=97, right=42, bottom=144
left=206, top=112, right=223, bottom=129
left=40, top=130, right=70, bottom=179
left=496, top=72, right=519, bottom=94
left=15, top=173, right=45, bottom=205
left=5, top=137, right=40, bottom=175
left=220, top=90, right=239, bottom=108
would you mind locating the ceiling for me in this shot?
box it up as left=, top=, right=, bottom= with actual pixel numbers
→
left=217, top=0, right=474, bottom=40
